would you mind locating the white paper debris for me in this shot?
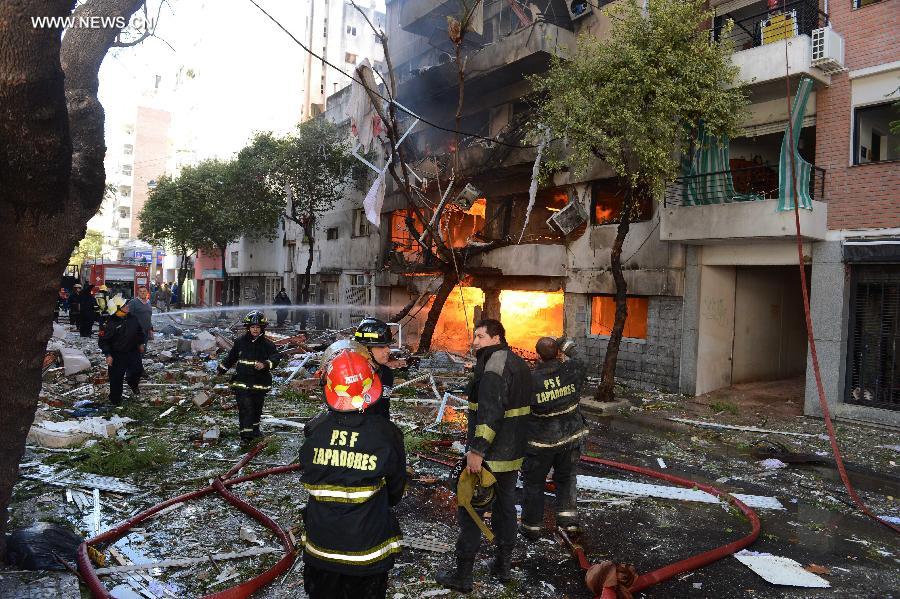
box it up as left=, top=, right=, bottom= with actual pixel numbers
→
left=576, top=475, right=784, bottom=510
left=60, top=347, right=91, bottom=375
left=657, top=457, right=668, bottom=469
left=758, top=458, right=788, bottom=470
left=733, top=550, right=830, bottom=588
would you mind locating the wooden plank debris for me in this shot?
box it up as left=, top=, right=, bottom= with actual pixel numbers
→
left=22, top=466, right=139, bottom=494
left=576, top=475, right=785, bottom=510
left=667, top=418, right=815, bottom=438
left=94, top=546, right=280, bottom=575
left=733, top=550, right=830, bottom=587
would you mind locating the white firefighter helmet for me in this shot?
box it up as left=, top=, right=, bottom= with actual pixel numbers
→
left=107, top=295, right=128, bottom=315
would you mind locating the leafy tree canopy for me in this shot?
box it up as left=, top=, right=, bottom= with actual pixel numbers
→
left=69, top=229, right=104, bottom=266
left=530, top=0, right=748, bottom=196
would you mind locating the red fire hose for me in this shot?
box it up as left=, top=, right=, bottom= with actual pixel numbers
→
left=76, top=443, right=302, bottom=599
left=564, top=455, right=761, bottom=598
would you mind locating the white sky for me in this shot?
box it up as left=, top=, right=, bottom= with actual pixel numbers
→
left=99, top=0, right=309, bottom=161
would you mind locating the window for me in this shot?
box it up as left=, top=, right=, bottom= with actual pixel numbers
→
left=124, top=124, right=134, bottom=135
left=118, top=227, right=130, bottom=239
left=230, top=251, right=239, bottom=269
left=346, top=25, right=356, bottom=35
left=118, top=207, right=130, bottom=219
left=853, top=0, right=885, bottom=7
left=326, top=227, right=339, bottom=240
left=853, top=102, right=899, bottom=164
left=590, top=295, right=649, bottom=340
left=352, top=209, right=370, bottom=237
left=123, top=144, right=133, bottom=155
left=121, top=164, right=132, bottom=176
left=846, top=265, right=899, bottom=410
left=591, top=179, right=652, bottom=225
left=345, top=52, right=357, bottom=64
left=118, top=185, right=132, bottom=197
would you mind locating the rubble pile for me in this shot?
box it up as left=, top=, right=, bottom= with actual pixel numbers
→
left=4, top=317, right=899, bottom=598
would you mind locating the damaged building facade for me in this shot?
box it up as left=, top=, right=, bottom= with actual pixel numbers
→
left=236, top=0, right=898, bottom=427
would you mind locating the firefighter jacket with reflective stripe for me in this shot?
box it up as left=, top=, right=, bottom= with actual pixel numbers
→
left=220, top=333, right=280, bottom=392
left=98, top=313, right=146, bottom=355
left=528, top=358, right=589, bottom=453
left=466, top=344, right=534, bottom=472
left=299, top=410, right=407, bottom=575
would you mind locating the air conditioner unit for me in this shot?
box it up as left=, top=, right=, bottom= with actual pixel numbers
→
left=566, top=1, right=593, bottom=21
left=546, top=199, right=587, bottom=236
left=811, top=27, right=846, bottom=74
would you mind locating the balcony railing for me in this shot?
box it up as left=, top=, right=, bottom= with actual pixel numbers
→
left=713, top=0, right=828, bottom=51
left=664, top=164, right=825, bottom=207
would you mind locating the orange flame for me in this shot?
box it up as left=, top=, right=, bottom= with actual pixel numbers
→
left=441, top=405, right=468, bottom=430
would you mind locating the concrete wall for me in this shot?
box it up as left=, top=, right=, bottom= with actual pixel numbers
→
left=695, top=265, right=737, bottom=395
left=130, top=106, right=172, bottom=237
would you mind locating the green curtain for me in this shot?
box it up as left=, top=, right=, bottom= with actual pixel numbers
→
left=778, top=77, right=814, bottom=211
left=681, top=123, right=761, bottom=206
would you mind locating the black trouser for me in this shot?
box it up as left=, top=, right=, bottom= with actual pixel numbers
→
left=303, top=563, right=388, bottom=599
left=108, top=350, right=143, bottom=405
left=236, top=390, right=265, bottom=439
left=456, top=469, right=518, bottom=558
left=70, top=309, right=80, bottom=328
left=276, top=310, right=288, bottom=325
left=79, top=314, right=94, bottom=337
left=521, top=445, right=581, bottom=531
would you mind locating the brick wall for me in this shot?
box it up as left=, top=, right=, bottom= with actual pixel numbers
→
left=570, top=294, right=682, bottom=392
left=815, top=0, right=900, bottom=230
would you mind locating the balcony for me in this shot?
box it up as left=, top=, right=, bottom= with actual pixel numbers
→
left=466, top=243, right=567, bottom=277
left=399, top=0, right=485, bottom=46
left=397, top=20, right=576, bottom=112
left=660, top=164, right=828, bottom=243
left=714, top=0, right=833, bottom=86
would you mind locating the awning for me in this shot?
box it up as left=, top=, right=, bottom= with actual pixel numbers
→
left=843, top=240, right=900, bottom=263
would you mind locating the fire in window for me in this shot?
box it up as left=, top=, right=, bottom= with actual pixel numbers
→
left=592, top=179, right=652, bottom=225
left=590, top=295, right=648, bottom=339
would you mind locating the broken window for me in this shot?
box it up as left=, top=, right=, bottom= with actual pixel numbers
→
left=590, top=295, right=649, bottom=339
left=326, top=227, right=339, bottom=240
left=591, top=179, right=652, bottom=225
left=352, top=209, right=370, bottom=237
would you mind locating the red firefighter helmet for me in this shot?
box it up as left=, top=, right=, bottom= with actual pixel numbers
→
left=323, top=348, right=383, bottom=412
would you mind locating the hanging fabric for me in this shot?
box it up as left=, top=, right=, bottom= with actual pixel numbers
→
left=681, top=123, right=761, bottom=205
left=778, top=77, right=814, bottom=211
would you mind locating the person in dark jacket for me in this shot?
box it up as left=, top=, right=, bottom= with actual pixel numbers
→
left=76, top=284, right=97, bottom=337
left=69, top=283, right=83, bottom=329
left=273, top=288, right=291, bottom=326
left=98, top=296, right=146, bottom=406
left=436, top=319, right=534, bottom=592
left=217, top=311, right=281, bottom=442
left=353, top=317, right=406, bottom=419
left=300, top=344, right=407, bottom=599
left=521, top=337, right=589, bottom=539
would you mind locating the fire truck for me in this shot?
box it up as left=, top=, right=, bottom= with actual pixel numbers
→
left=82, top=262, right=150, bottom=299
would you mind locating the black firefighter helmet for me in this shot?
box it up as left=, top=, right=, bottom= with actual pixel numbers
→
left=354, top=317, right=392, bottom=347
left=243, top=310, right=268, bottom=328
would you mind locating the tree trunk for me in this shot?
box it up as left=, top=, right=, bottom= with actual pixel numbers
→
left=0, top=0, right=145, bottom=558
left=299, top=222, right=314, bottom=331
left=594, top=193, right=634, bottom=403
left=218, top=243, right=229, bottom=305
left=417, top=273, right=457, bottom=353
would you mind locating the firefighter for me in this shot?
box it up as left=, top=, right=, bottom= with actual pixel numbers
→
left=353, top=317, right=406, bottom=419
left=299, top=345, right=407, bottom=598
left=436, top=319, right=533, bottom=592
left=217, top=311, right=281, bottom=443
left=69, top=283, right=83, bottom=329
left=99, top=296, right=146, bottom=407
left=76, top=284, right=97, bottom=337
left=94, top=285, right=110, bottom=326
left=520, top=337, right=589, bottom=540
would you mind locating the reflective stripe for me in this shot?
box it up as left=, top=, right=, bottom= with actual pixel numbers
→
left=468, top=402, right=478, bottom=411
left=486, top=457, right=523, bottom=472
left=231, top=382, right=248, bottom=389
left=533, top=403, right=578, bottom=418
left=305, top=479, right=385, bottom=504
left=504, top=406, right=530, bottom=417
left=521, top=523, right=542, bottom=532
left=528, top=428, right=588, bottom=449
left=252, top=384, right=271, bottom=391
left=265, top=360, right=273, bottom=369
left=238, top=359, right=257, bottom=366
left=474, top=424, right=496, bottom=443
left=556, top=510, right=578, bottom=518
left=302, top=535, right=402, bottom=566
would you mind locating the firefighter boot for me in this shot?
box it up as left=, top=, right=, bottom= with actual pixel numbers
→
left=488, top=545, right=513, bottom=583
left=435, top=556, right=475, bottom=593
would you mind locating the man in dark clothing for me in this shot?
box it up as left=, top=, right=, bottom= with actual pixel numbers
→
left=76, top=284, right=97, bottom=337
left=69, top=283, right=83, bottom=329
left=273, top=288, right=291, bottom=326
left=218, top=311, right=281, bottom=442
left=436, top=319, right=533, bottom=592
left=300, top=344, right=407, bottom=599
left=98, top=297, right=146, bottom=406
left=353, top=317, right=406, bottom=419
left=521, top=337, right=589, bottom=539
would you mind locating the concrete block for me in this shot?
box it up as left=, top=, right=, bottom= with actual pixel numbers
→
left=193, top=391, right=212, bottom=408
left=60, top=348, right=90, bottom=376
left=27, top=426, right=88, bottom=449
left=185, top=371, right=209, bottom=383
